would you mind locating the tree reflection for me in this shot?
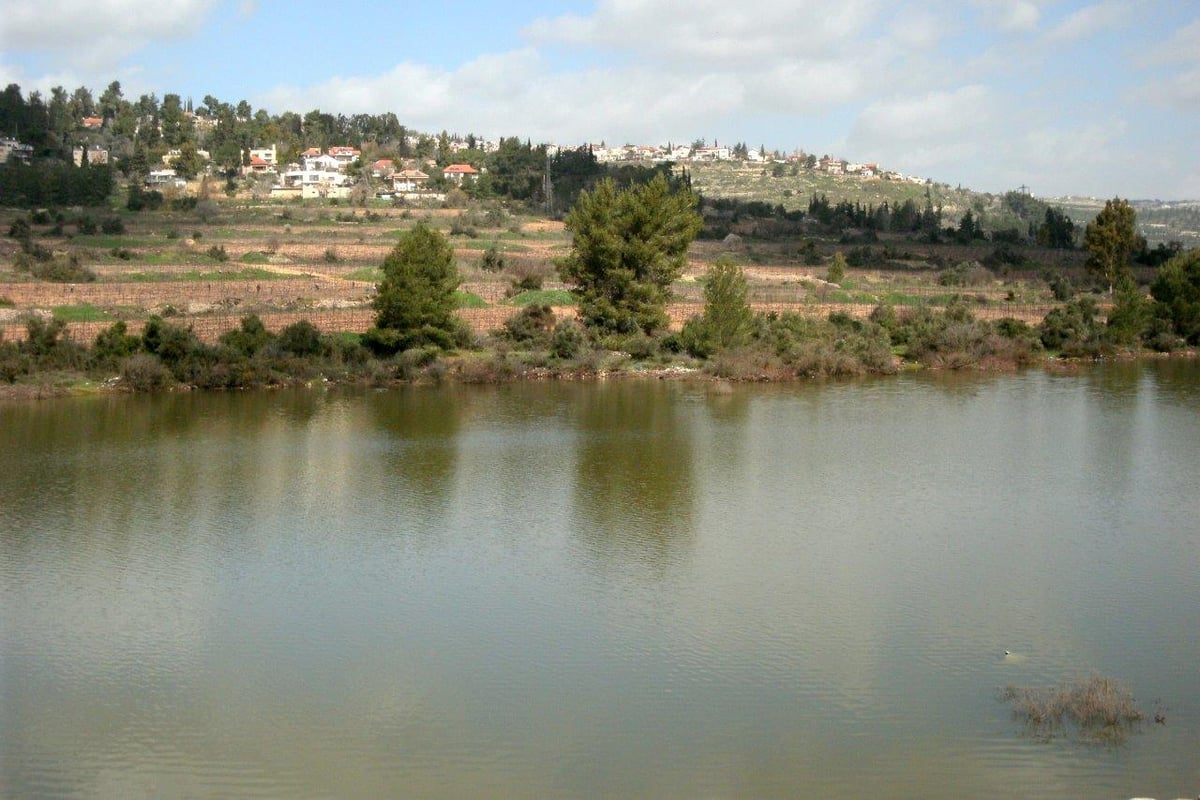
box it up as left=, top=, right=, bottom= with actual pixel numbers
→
left=570, top=382, right=696, bottom=576
left=366, top=386, right=465, bottom=522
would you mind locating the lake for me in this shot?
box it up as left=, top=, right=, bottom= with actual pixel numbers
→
left=2, top=361, right=1198, bottom=798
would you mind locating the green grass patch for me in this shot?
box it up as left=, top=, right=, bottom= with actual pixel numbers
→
left=505, top=289, right=576, bottom=306
left=454, top=291, right=489, bottom=308
left=53, top=304, right=112, bottom=322
left=0, top=296, right=14, bottom=308
left=342, top=267, right=382, bottom=282
left=240, top=251, right=271, bottom=264
left=72, top=236, right=155, bottom=248
left=122, top=268, right=287, bottom=282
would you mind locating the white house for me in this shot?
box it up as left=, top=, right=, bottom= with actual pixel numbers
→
left=248, top=145, right=277, bottom=165
left=442, top=163, right=479, bottom=184
left=392, top=169, right=429, bottom=193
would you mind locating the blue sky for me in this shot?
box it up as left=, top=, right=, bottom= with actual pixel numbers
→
left=3, top=0, right=1197, bottom=199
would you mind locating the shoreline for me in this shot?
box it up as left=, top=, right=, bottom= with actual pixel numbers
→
left=2, top=348, right=1194, bottom=403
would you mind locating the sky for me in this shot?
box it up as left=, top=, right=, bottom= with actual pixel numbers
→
left=2, top=0, right=1198, bottom=199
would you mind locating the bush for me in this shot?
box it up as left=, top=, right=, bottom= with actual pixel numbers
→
left=219, top=314, right=274, bottom=357
left=826, top=252, right=847, bottom=284
left=479, top=243, right=505, bottom=273
left=26, top=254, right=97, bottom=283
left=272, top=320, right=324, bottom=357
left=76, top=215, right=98, bottom=235
left=501, top=304, right=556, bottom=345
left=550, top=319, right=586, bottom=359
left=101, top=217, right=125, bottom=235
left=120, top=353, right=173, bottom=391
left=1038, top=297, right=1103, bottom=353
left=207, top=244, right=228, bottom=262
left=93, top=321, right=141, bottom=367
left=324, top=247, right=339, bottom=263
left=1047, top=272, right=1074, bottom=301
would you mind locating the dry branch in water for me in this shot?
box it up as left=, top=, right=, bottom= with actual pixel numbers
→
left=1001, top=676, right=1144, bottom=744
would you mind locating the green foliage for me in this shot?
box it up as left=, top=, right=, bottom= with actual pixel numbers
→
left=141, top=316, right=206, bottom=373
left=93, top=321, right=141, bottom=367
left=479, top=243, right=506, bottom=273
left=1084, top=198, right=1138, bottom=292
left=0, top=161, right=114, bottom=207
left=16, top=252, right=97, bottom=283
left=699, top=259, right=753, bottom=352
left=558, top=174, right=702, bottom=335
left=273, top=320, right=325, bottom=357
left=1106, top=280, right=1151, bottom=346
left=501, top=304, right=556, bottom=345
left=1038, top=297, right=1104, bottom=354
left=372, top=224, right=464, bottom=350
left=826, top=251, right=847, bottom=285
left=127, top=184, right=163, bottom=212
left=101, top=217, right=125, bottom=235
left=550, top=319, right=586, bottom=359
left=207, top=244, right=229, bottom=262
left=1149, top=247, right=1200, bottom=344
left=1047, top=272, right=1074, bottom=301
left=1037, top=207, right=1076, bottom=249
left=219, top=314, right=274, bottom=357
left=120, top=353, right=173, bottom=391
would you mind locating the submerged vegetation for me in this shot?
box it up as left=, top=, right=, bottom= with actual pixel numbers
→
left=1001, top=677, right=1145, bottom=745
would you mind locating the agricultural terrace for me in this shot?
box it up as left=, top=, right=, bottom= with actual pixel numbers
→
left=1, top=196, right=1091, bottom=346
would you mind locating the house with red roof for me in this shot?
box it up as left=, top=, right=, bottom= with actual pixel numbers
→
left=442, top=163, right=479, bottom=184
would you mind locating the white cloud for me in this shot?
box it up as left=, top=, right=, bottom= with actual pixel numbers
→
left=972, top=0, right=1042, bottom=33
left=2, top=0, right=216, bottom=69
left=1137, top=18, right=1200, bottom=66
left=524, top=0, right=882, bottom=65
left=1141, top=67, right=1200, bottom=112
left=1044, top=0, right=1128, bottom=42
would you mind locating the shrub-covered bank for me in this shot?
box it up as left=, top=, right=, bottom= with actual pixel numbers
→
left=1, top=299, right=1190, bottom=398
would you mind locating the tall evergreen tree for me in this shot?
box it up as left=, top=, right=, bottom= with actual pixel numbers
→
left=559, top=174, right=702, bottom=335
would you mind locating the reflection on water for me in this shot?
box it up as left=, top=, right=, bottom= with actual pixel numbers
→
left=2, top=362, right=1199, bottom=799
left=571, top=381, right=696, bottom=575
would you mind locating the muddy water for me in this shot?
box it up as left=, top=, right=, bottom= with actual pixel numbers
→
left=3, top=361, right=1198, bottom=798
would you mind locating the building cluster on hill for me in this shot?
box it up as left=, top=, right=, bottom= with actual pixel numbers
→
left=0, top=79, right=933, bottom=208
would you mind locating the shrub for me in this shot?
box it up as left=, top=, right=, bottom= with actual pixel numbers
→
left=110, top=246, right=134, bottom=260
left=93, top=321, right=141, bottom=367
left=324, top=247, right=339, bottom=263
left=219, top=314, right=274, bottom=357
left=120, top=353, right=173, bottom=391
left=75, top=215, right=98, bottom=235
left=939, top=261, right=993, bottom=287
left=826, top=252, right=847, bottom=284
left=101, top=217, right=125, bottom=235
left=502, top=304, right=556, bottom=345
left=506, top=267, right=545, bottom=297
left=479, top=243, right=505, bottom=273
left=206, top=244, right=228, bottom=262
left=1047, top=272, right=1074, bottom=301
left=273, top=320, right=324, bottom=357
left=550, top=319, right=586, bottom=359
left=27, top=254, right=97, bottom=283
left=1038, top=297, right=1103, bottom=353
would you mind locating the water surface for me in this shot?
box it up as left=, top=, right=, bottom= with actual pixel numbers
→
left=3, top=362, right=1199, bottom=798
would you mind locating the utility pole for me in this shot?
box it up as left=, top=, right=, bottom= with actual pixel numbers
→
left=543, top=150, right=554, bottom=216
